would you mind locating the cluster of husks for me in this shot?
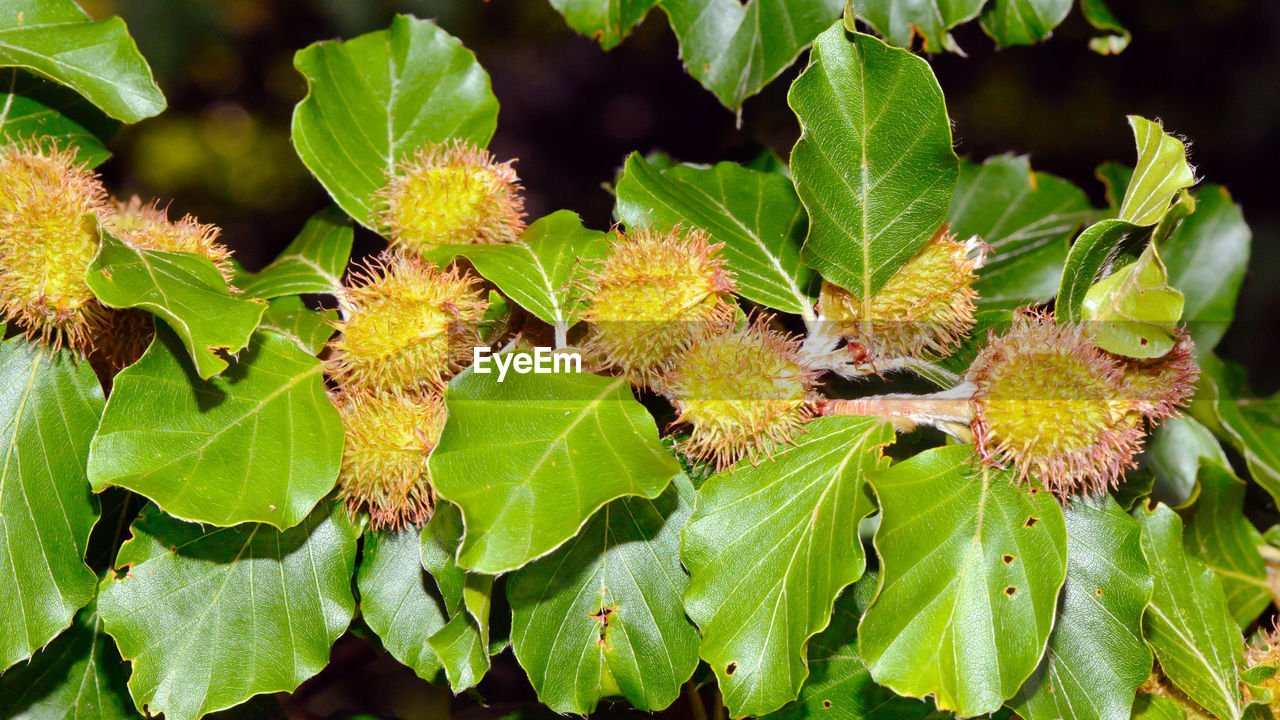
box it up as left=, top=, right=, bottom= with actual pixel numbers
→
left=1244, top=625, right=1280, bottom=712
left=334, top=390, right=448, bottom=529
left=819, top=228, right=984, bottom=362
left=822, top=308, right=1197, bottom=497
left=104, top=196, right=234, bottom=280
left=969, top=310, right=1195, bottom=495
left=375, top=139, right=525, bottom=253
left=329, top=254, right=486, bottom=393
left=0, top=144, right=109, bottom=350
left=581, top=226, right=815, bottom=468
left=331, top=139, right=521, bottom=529
left=663, top=318, right=816, bottom=469
left=0, top=144, right=234, bottom=362
left=582, top=226, right=735, bottom=386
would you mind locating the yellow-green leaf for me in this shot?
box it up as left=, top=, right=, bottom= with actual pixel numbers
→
left=859, top=445, right=1067, bottom=717
left=1081, top=241, right=1185, bottom=358
left=1119, top=116, right=1195, bottom=227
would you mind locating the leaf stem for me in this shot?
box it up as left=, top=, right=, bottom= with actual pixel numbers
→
left=798, top=318, right=963, bottom=387
left=819, top=383, right=977, bottom=440
left=1259, top=544, right=1280, bottom=567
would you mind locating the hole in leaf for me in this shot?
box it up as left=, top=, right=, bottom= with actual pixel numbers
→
left=1024, top=516, right=1039, bottom=528
left=726, top=662, right=738, bottom=676
left=589, top=605, right=615, bottom=646
left=1002, top=554, right=1014, bottom=564
left=1004, top=586, right=1017, bottom=597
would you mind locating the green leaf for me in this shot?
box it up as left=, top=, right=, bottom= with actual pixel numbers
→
left=1080, top=241, right=1185, bottom=358
left=761, top=579, right=948, bottom=720
left=206, top=696, right=290, bottom=720
left=237, top=208, right=353, bottom=299
left=948, top=156, right=1094, bottom=307
left=859, top=445, right=1068, bottom=717
left=0, top=68, right=114, bottom=167
left=1118, top=116, right=1196, bottom=227
left=420, top=504, right=494, bottom=691
left=86, top=234, right=268, bottom=380
left=660, top=0, right=843, bottom=110
left=430, top=357, right=680, bottom=573
left=427, top=211, right=609, bottom=340
left=256, top=296, right=336, bottom=356
left=747, top=146, right=790, bottom=176
left=682, top=417, right=893, bottom=717
left=99, top=502, right=359, bottom=720
left=509, top=476, right=699, bottom=713
left=1132, top=694, right=1189, bottom=720
left=87, top=326, right=343, bottom=530
left=1062, top=118, right=1195, bottom=325
left=0, top=599, right=136, bottom=720
left=1152, top=189, right=1196, bottom=245
left=1161, top=185, right=1251, bottom=352
left=427, top=582, right=492, bottom=692
left=548, top=0, right=659, bottom=50
left=0, top=337, right=102, bottom=671
left=420, top=502, right=468, bottom=612
left=853, top=0, right=985, bottom=52
left=790, top=26, right=958, bottom=302
left=1195, top=355, right=1280, bottom=508
left=1056, top=217, right=1143, bottom=322
left=291, top=14, right=498, bottom=228
left=1135, top=502, right=1243, bottom=720
left=356, top=527, right=447, bottom=683
left=1080, top=0, right=1131, bottom=54
left=615, top=154, right=816, bottom=319
left=1182, top=461, right=1270, bottom=627
left=1113, top=468, right=1156, bottom=513
left=1096, top=161, right=1133, bottom=210
left=0, top=0, right=164, bottom=123
left=1142, top=415, right=1227, bottom=508
left=979, top=0, right=1073, bottom=47
left=1009, top=495, right=1152, bottom=720
left=1243, top=666, right=1280, bottom=718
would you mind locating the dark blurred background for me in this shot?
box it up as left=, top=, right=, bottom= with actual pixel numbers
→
left=68, top=1, right=1279, bottom=715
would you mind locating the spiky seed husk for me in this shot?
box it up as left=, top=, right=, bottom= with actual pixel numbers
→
left=88, top=308, right=154, bottom=374
left=376, top=139, right=525, bottom=253
left=1120, top=330, right=1199, bottom=422
left=334, top=389, right=445, bottom=530
left=819, top=228, right=982, bottom=360
left=663, top=318, right=815, bottom=470
left=1245, top=623, right=1280, bottom=711
left=0, top=143, right=109, bottom=350
left=968, top=309, right=1145, bottom=496
left=329, top=253, right=487, bottom=393
left=89, top=196, right=236, bottom=369
left=102, top=196, right=234, bottom=281
left=582, top=226, right=735, bottom=386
